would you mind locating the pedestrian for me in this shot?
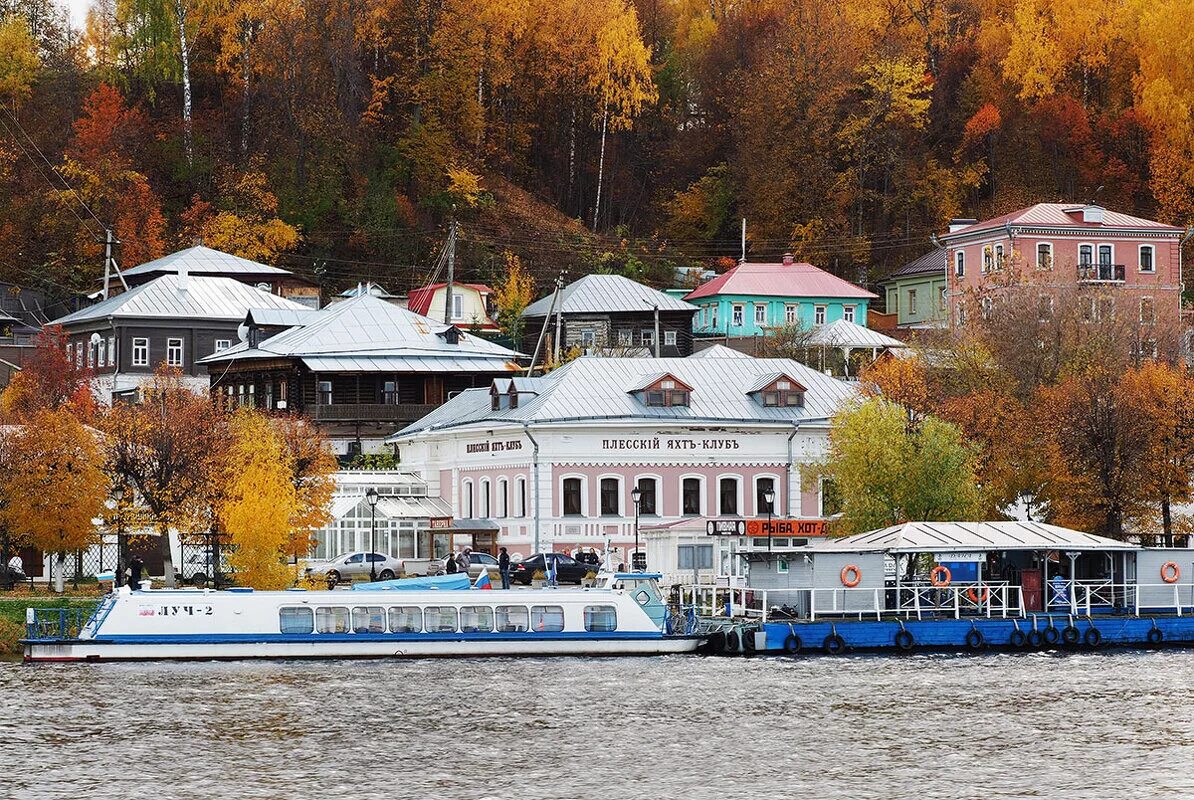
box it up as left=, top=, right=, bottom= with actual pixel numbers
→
left=128, top=555, right=144, bottom=590
left=498, top=546, right=511, bottom=590
left=445, top=552, right=459, bottom=574
left=456, top=549, right=470, bottom=574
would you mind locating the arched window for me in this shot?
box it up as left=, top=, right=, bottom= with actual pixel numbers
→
left=600, top=477, right=620, bottom=516
left=756, top=477, right=776, bottom=515
left=636, top=477, right=657, bottom=515
left=516, top=477, right=527, bottom=518
left=719, top=477, right=739, bottom=516
left=497, top=478, right=508, bottom=517
left=480, top=478, right=491, bottom=518
left=562, top=478, right=583, bottom=516
left=462, top=480, right=474, bottom=518
left=682, top=477, right=702, bottom=516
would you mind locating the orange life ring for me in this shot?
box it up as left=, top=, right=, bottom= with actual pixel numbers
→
left=930, top=565, right=952, bottom=587
left=1161, top=561, right=1181, bottom=584
left=967, top=586, right=989, bottom=603
left=840, top=564, right=861, bottom=587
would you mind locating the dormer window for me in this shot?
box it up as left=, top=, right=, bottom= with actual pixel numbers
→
left=750, top=374, right=806, bottom=408
left=632, top=374, right=692, bottom=407
left=438, top=326, right=461, bottom=345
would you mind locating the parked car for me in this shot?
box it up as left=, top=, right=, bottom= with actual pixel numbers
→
left=440, top=551, right=501, bottom=581
left=305, top=552, right=404, bottom=585
left=398, top=557, right=445, bottom=577
left=174, top=547, right=233, bottom=586
left=509, top=553, right=600, bottom=586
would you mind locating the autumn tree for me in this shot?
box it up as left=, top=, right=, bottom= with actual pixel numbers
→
left=493, top=250, right=535, bottom=342
left=0, top=17, right=39, bottom=105
left=274, top=414, right=337, bottom=560
left=178, top=164, right=300, bottom=261
left=103, top=368, right=226, bottom=586
left=824, top=398, right=984, bottom=536
left=0, top=326, right=94, bottom=419
left=3, top=410, right=108, bottom=592
left=219, top=410, right=297, bottom=589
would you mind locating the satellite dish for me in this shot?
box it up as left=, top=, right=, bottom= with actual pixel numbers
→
left=237, top=323, right=249, bottom=342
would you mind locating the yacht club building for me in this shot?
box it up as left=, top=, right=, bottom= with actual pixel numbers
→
left=388, top=353, right=858, bottom=565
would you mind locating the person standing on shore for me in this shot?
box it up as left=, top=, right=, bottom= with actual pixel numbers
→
left=128, top=555, right=144, bottom=589
left=445, top=552, right=459, bottom=574
left=498, top=547, right=510, bottom=589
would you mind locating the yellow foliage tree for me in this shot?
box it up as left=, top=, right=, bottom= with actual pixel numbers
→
left=2, top=410, right=108, bottom=591
left=493, top=250, right=535, bottom=340
left=0, top=18, right=40, bottom=105
left=275, top=414, right=337, bottom=560
left=219, top=410, right=298, bottom=589
left=179, top=166, right=300, bottom=261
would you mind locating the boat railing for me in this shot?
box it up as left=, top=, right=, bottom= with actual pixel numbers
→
left=1046, top=581, right=1194, bottom=616
left=24, top=607, right=96, bottom=642
left=678, top=584, right=757, bottom=619
left=893, top=583, right=1022, bottom=620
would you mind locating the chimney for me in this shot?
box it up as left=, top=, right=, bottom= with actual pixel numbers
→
left=948, top=218, right=977, bottom=233
left=177, top=262, right=189, bottom=295
left=781, top=253, right=795, bottom=266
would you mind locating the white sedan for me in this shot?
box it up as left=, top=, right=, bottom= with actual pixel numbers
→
left=305, top=552, right=404, bottom=585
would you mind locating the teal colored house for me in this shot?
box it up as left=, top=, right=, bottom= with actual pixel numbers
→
left=879, top=247, right=948, bottom=328
left=684, top=255, right=877, bottom=336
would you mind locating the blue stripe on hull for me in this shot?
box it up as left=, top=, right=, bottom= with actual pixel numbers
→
left=83, top=630, right=667, bottom=645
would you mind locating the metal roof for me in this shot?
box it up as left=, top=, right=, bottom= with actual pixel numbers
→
left=200, top=293, right=524, bottom=372
left=807, top=319, right=907, bottom=349
left=811, top=521, right=1139, bottom=553
left=522, top=274, right=697, bottom=317
left=53, top=275, right=310, bottom=326
left=246, top=308, right=320, bottom=328
left=942, top=203, right=1183, bottom=239
left=883, top=248, right=947, bottom=282
left=689, top=345, right=755, bottom=360
left=116, top=245, right=296, bottom=279
left=684, top=261, right=878, bottom=301
left=392, top=354, right=859, bottom=439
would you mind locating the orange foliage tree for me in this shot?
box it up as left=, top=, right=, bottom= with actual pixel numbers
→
left=2, top=409, right=108, bottom=591
left=103, top=368, right=226, bottom=586
left=0, top=326, right=95, bottom=419
left=274, top=414, right=337, bottom=561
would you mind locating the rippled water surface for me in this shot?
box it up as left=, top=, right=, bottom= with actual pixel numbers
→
left=3, top=651, right=1193, bottom=799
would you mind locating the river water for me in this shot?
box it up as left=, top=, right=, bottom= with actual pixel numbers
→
left=3, top=651, right=1192, bottom=800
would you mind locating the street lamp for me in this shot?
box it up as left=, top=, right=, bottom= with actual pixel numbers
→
left=763, top=487, right=776, bottom=553
left=631, top=485, right=642, bottom=572
left=113, top=483, right=126, bottom=588
left=366, top=488, right=380, bottom=581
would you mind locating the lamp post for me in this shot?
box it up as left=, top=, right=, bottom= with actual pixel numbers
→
left=366, top=488, right=380, bottom=581
left=113, top=483, right=126, bottom=588
left=631, top=485, right=642, bottom=572
left=763, top=487, right=776, bottom=553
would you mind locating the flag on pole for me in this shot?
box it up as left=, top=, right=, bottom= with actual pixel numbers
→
left=474, top=568, right=493, bottom=590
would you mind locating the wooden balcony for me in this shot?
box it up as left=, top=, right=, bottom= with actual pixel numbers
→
left=1078, top=263, right=1126, bottom=283
left=312, top=403, right=438, bottom=422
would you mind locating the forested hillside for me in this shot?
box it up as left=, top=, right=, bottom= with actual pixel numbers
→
left=0, top=0, right=1191, bottom=301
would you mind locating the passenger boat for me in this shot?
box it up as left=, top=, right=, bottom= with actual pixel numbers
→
left=22, top=573, right=703, bottom=662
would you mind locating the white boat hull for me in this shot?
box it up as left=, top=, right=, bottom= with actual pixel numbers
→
left=25, top=636, right=703, bottom=662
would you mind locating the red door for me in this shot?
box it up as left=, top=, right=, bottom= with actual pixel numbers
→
left=1021, top=569, right=1043, bottom=611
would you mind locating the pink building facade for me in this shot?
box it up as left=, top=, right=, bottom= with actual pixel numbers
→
left=389, top=356, right=858, bottom=567
left=940, top=204, right=1187, bottom=328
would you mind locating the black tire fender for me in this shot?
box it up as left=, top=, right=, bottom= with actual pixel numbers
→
left=823, top=633, right=846, bottom=655
left=894, top=628, right=915, bottom=651
left=1009, top=629, right=1027, bottom=648
left=965, top=628, right=985, bottom=650
left=1084, top=626, right=1101, bottom=647
left=1061, top=625, right=1080, bottom=645
left=783, top=633, right=802, bottom=654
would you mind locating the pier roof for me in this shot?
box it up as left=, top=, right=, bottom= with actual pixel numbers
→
left=813, top=521, right=1139, bottom=553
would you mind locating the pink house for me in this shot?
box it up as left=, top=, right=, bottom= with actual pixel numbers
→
left=939, top=204, right=1188, bottom=328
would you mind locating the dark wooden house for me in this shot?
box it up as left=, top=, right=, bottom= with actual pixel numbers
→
left=199, top=294, right=524, bottom=458
left=520, top=274, right=698, bottom=358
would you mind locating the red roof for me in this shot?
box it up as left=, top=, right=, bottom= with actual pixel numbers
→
left=945, top=203, right=1182, bottom=238
left=407, top=282, right=494, bottom=318
left=684, top=260, right=877, bottom=301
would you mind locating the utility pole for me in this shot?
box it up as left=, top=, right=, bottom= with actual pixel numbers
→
left=443, top=211, right=457, bottom=325
left=552, top=273, right=564, bottom=364
left=741, top=218, right=747, bottom=263
left=653, top=304, right=661, bottom=357
left=101, top=229, right=129, bottom=301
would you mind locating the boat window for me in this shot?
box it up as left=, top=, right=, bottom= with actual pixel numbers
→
left=279, top=607, right=313, bottom=634
left=583, top=605, right=618, bottom=632
left=530, top=605, right=565, bottom=632
left=315, top=607, right=350, bottom=634
left=388, top=606, right=422, bottom=633
left=460, top=606, right=495, bottom=633
left=352, top=606, right=385, bottom=634
left=496, top=606, right=529, bottom=632
left=424, top=606, right=459, bottom=633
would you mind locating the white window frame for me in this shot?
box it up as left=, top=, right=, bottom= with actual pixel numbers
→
left=753, top=473, right=783, bottom=516
left=982, top=244, right=993, bottom=273
left=461, top=479, right=475, bottom=519
left=107, top=336, right=115, bottom=368
left=907, top=290, right=917, bottom=316
left=1036, top=241, right=1053, bottom=270
left=993, top=243, right=1005, bottom=270
left=214, top=339, right=232, bottom=353
left=451, top=293, right=463, bottom=320
left=633, top=473, right=662, bottom=516
left=814, top=305, right=826, bottom=325
left=954, top=250, right=965, bottom=278
left=716, top=474, right=743, bottom=517
left=754, top=303, right=766, bottom=325
left=597, top=474, right=623, bottom=517
left=496, top=478, right=508, bottom=518
left=664, top=330, right=677, bottom=347
left=515, top=476, right=527, bottom=518
left=679, top=474, right=705, bottom=517
left=479, top=478, right=491, bottom=518
left=1097, top=243, right=1115, bottom=266
left=166, top=337, right=184, bottom=367
left=784, top=304, right=798, bottom=324
left=842, top=305, right=855, bottom=323
left=1078, top=243, right=1094, bottom=265
left=710, top=306, right=718, bottom=329
left=731, top=304, right=744, bottom=327
left=132, top=337, right=149, bottom=367
left=97, top=339, right=106, bottom=368
left=559, top=474, right=588, bottom=517
left=1139, top=244, right=1155, bottom=273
